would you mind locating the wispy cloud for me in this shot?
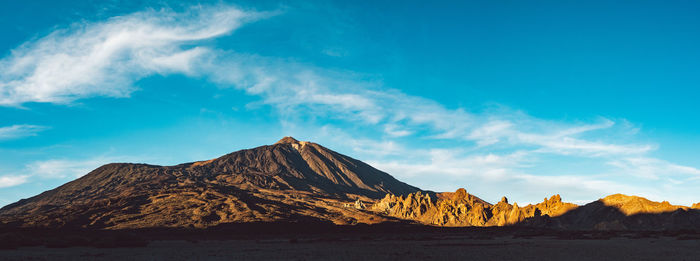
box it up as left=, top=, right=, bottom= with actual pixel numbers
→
left=0, top=3, right=648, bottom=159
left=196, top=50, right=649, bottom=158
left=607, top=157, right=700, bottom=180
left=0, top=125, right=47, bottom=140
left=0, top=5, right=264, bottom=106
left=366, top=148, right=643, bottom=204
left=0, top=175, right=29, bottom=188
left=27, top=157, right=118, bottom=178
left=0, top=156, right=128, bottom=189
left=368, top=150, right=529, bottom=180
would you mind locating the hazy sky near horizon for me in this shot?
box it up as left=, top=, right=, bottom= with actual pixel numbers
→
left=1, top=0, right=700, bottom=207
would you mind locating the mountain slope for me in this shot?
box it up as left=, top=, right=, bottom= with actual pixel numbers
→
left=188, top=136, right=418, bottom=198
left=0, top=137, right=418, bottom=229
left=529, top=194, right=700, bottom=230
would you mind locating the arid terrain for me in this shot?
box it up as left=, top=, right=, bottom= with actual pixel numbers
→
left=1, top=137, right=699, bottom=260
left=2, top=227, right=700, bottom=260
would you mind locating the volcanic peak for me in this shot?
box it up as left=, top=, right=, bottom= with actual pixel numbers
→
left=276, top=136, right=301, bottom=144
left=275, top=136, right=311, bottom=151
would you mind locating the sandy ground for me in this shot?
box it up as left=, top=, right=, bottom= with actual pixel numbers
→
left=1, top=234, right=699, bottom=261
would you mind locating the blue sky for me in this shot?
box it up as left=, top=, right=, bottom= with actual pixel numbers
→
left=1, top=0, right=700, bottom=207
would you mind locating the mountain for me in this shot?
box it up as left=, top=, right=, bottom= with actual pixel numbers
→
left=1, top=137, right=698, bottom=231
left=0, top=137, right=418, bottom=229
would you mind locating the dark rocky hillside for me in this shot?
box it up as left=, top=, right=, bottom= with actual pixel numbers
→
left=0, top=137, right=418, bottom=229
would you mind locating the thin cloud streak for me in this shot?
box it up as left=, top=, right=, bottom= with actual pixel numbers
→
left=27, top=157, right=119, bottom=179
left=0, top=156, right=132, bottom=189
left=607, top=157, right=700, bottom=180
left=0, top=175, right=29, bottom=188
left=0, top=125, right=47, bottom=140
left=210, top=56, right=651, bottom=157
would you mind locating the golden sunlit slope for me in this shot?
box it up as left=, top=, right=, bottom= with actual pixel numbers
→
left=368, top=190, right=700, bottom=231
left=600, top=194, right=688, bottom=215
left=370, top=188, right=578, bottom=227
left=526, top=194, right=700, bottom=231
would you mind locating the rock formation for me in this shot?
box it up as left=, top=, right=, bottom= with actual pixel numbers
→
left=523, top=194, right=700, bottom=231
left=599, top=194, right=687, bottom=215
left=370, top=188, right=577, bottom=227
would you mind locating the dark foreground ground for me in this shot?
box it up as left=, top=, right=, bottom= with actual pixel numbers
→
left=2, top=223, right=700, bottom=260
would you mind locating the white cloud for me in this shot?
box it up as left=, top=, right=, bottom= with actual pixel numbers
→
left=0, top=175, right=29, bottom=188
left=607, top=157, right=700, bottom=180
left=369, top=151, right=526, bottom=180
left=523, top=134, right=654, bottom=156
left=508, top=173, right=644, bottom=205
left=366, top=148, right=638, bottom=204
left=27, top=157, right=120, bottom=179
left=0, top=125, right=47, bottom=140
left=297, top=124, right=698, bottom=204
left=383, top=124, right=412, bottom=137
left=467, top=120, right=513, bottom=146
left=0, top=156, right=126, bottom=189
left=0, top=5, right=263, bottom=106
left=0, top=3, right=649, bottom=158
left=206, top=55, right=650, bottom=157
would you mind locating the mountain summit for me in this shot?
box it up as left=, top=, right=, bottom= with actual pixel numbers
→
left=275, top=136, right=301, bottom=144
left=0, top=138, right=418, bottom=229
left=195, top=136, right=419, bottom=198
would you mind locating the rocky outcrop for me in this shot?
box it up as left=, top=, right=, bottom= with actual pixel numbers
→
left=371, top=191, right=434, bottom=220
left=599, top=194, right=687, bottom=215
left=344, top=199, right=367, bottom=210
left=428, top=188, right=491, bottom=226
left=370, top=188, right=577, bottom=227
left=524, top=194, right=700, bottom=231
left=371, top=190, right=700, bottom=231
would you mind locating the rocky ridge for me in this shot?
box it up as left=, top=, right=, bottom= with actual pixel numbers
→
left=368, top=190, right=700, bottom=230
left=530, top=194, right=700, bottom=231
left=370, top=188, right=578, bottom=227
left=691, top=202, right=700, bottom=209
left=599, top=194, right=688, bottom=215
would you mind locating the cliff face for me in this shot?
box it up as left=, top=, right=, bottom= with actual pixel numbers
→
left=370, top=188, right=578, bottom=227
